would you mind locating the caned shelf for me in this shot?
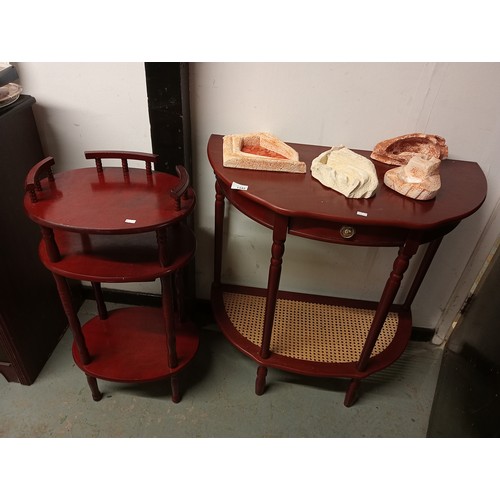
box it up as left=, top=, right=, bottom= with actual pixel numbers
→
left=212, top=284, right=412, bottom=379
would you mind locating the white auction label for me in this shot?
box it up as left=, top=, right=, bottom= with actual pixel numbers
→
left=231, top=181, right=248, bottom=191
left=125, top=219, right=137, bottom=224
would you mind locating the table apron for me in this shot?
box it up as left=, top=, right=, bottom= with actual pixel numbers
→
left=218, top=178, right=460, bottom=247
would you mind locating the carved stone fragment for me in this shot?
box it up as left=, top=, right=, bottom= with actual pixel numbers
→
left=371, top=133, right=448, bottom=166
left=223, top=132, right=306, bottom=173
left=384, top=154, right=441, bottom=200
left=311, top=146, right=379, bottom=198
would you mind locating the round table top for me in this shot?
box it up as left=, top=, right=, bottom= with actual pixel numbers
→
left=208, top=134, right=487, bottom=230
left=24, top=167, right=195, bottom=234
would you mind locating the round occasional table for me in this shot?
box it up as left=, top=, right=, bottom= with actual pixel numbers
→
left=24, top=152, right=199, bottom=403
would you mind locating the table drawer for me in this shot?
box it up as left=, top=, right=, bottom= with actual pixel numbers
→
left=288, top=217, right=409, bottom=247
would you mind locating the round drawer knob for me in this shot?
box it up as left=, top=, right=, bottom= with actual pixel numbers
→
left=340, top=225, right=356, bottom=239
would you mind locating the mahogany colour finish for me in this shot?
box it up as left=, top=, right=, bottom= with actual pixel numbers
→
left=72, top=307, right=198, bottom=382
left=208, top=135, right=485, bottom=231
left=208, top=134, right=487, bottom=407
left=25, top=161, right=195, bottom=234
left=39, top=226, right=196, bottom=282
left=24, top=151, right=199, bottom=403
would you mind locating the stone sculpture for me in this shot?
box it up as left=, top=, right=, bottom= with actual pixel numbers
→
left=371, top=133, right=448, bottom=166
left=384, top=154, right=441, bottom=200
left=223, top=132, right=306, bottom=173
left=311, top=146, right=379, bottom=198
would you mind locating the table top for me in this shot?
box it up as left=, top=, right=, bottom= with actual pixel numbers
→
left=208, top=134, right=487, bottom=230
left=24, top=166, right=196, bottom=234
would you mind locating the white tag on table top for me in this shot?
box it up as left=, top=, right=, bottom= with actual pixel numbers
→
left=125, top=219, right=137, bottom=224
left=231, top=181, right=248, bottom=191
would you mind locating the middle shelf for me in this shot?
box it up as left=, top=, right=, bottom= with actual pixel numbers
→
left=39, top=224, right=196, bottom=282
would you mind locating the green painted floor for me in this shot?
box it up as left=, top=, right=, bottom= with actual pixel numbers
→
left=0, top=301, right=443, bottom=438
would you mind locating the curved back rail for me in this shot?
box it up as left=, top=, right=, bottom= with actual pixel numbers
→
left=84, top=150, right=159, bottom=176
left=171, top=165, right=190, bottom=211
left=25, top=157, right=56, bottom=203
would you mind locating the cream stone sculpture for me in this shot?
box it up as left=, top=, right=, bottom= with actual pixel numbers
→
left=371, top=133, right=448, bottom=166
left=223, top=132, right=306, bottom=173
left=311, top=146, right=379, bottom=198
left=384, top=154, right=441, bottom=200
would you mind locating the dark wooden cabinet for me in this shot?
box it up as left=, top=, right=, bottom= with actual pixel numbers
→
left=0, top=95, right=79, bottom=384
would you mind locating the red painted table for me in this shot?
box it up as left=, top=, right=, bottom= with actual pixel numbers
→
left=24, top=152, right=199, bottom=403
left=208, top=134, right=487, bottom=406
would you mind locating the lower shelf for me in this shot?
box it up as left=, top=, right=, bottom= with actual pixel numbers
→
left=212, top=283, right=412, bottom=379
left=72, top=306, right=199, bottom=383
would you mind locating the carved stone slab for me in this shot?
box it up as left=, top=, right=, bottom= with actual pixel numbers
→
left=223, top=132, right=306, bottom=173
left=371, top=133, right=448, bottom=166
left=384, top=154, right=441, bottom=200
left=311, top=146, right=379, bottom=198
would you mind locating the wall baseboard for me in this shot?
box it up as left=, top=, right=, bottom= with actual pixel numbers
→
left=81, top=286, right=434, bottom=341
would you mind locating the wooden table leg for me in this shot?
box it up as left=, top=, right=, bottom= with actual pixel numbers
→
left=161, top=274, right=181, bottom=403
left=344, top=379, right=360, bottom=407
left=170, top=374, right=181, bottom=404
left=214, top=180, right=225, bottom=287
left=402, top=236, right=443, bottom=310
left=161, top=275, right=178, bottom=369
left=91, top=282, right=108, bottom=320
left=345, top=236, right=421, bottom=406
left=255, top=365, right=268, bottom=395
left=52, top=273, right=104, bottom=401
left=86, top=375, right=103, bottom=401
left=52, top=273, right=90, bottom=365
left=260, top=215, right=288, bottom=359
left=40, top=226, right=61, bottom=262
left=255, top=215, right=288, bottom=394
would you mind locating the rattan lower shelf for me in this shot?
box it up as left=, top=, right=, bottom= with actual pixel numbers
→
left=212, top=284, right=412, bottom=379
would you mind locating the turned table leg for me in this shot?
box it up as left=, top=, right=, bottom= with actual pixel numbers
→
left=402, top=236, right=443, bottom=311
left=347, top=236, right=421, bottom=406
left=213, top=180, right=225, bottom=287
left=344, top=379, right=360, bottom=407
left=259, top=215, right=288, bottom=359
left=255, top=215, right=288, bottom=394
left=91, top=281, right=108, bottom=320
left=170, top=375, right=181, bottom=404
left=161, top=274, right=180, bottom=403
left=86, top=375, right=103, bottom=401
left=52, top=273, right=90, bottom=365
left=52, top=272, right=105, bottom=401
left=255, top=366, right=268, bottom=395
left=157, top=226, right=183, bottom=403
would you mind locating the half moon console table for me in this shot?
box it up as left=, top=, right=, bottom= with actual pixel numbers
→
left=24, top=151, right=199, bottom=403
left=207, top=134, right=487, bottom=406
